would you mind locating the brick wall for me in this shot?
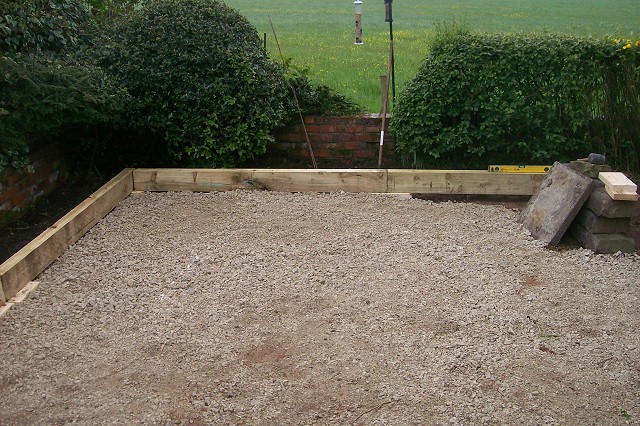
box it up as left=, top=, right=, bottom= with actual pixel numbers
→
left=0, top=116, right=397, bottom=210
left=263, top=115, right=400, bottom=168
left=0, top=144, right=66, bottom=211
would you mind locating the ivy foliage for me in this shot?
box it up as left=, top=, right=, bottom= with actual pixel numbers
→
left=98, top=0, right=291, bottom=167
left=392, top=25, right=638, bottom=170
left=0, top=0, right=122, bottom=175
left=0, top=0, right=92, bottom=57
left=0, top=55, right=123, bottom=170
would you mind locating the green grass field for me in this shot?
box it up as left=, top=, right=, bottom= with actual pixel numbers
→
left=224, top=0, right=640, bottom=112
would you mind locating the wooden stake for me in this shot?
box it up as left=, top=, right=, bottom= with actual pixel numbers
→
left=379, top=75, right=385, bottom=115
left=0, top=281, right=39, bottom=319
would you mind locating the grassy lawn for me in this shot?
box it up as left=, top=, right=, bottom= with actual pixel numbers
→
left=224, top=0, right=640, bottom=112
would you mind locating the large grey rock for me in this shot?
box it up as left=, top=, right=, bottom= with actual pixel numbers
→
left=568, top=160, right=613, bottom=179
left=570, top=223, right=636, bottom=254
left=519, top=162, right=594, bottom=246
left=575, top=208, right=631, bottom=234
left=584, top=182, right=640, bottom=218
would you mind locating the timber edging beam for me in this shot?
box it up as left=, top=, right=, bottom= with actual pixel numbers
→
left=132, top=169, right=390, bottom=193
left=0, top=168, right=134, bottom=303
left=388, top=169, right=545, bottom=195
left=133, top=168, right=545, bottom=196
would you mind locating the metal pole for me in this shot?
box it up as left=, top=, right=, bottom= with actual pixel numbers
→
left=385, top=0, right=396, bottom=104
left=390, top=18, right=395, bottom=104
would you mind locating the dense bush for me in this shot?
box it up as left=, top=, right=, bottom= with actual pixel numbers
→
left=0, top=54, right=123, bottom=171
left=0, top=0, right=92, bottom=57
left=0, top=0, right=123, bottom=175
left=392, top=25, right=640, bottom=172
left=98, top=0, right=291, bottom=167
left=1, top=0, right=362, bottom=175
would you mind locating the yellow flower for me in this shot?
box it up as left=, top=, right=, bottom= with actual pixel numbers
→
left=636, top=40, right=640, bottom=47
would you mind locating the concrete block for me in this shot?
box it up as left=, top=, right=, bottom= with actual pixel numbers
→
left=575, top=208, right=631, bottom=234
left=568, top=160, right=612, bottom=179
left=584, top=182, right=640, bottom=218
left=519, top=162, right=595, bottom=246
left=570, top=223, right=636, bottom=254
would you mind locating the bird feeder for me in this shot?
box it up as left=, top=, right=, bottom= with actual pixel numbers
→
left=354, top=0, right=363, bottom=45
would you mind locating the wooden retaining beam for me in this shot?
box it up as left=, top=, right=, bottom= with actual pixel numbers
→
left=387, top=170, right=544, bottom=195
left=1, top=167, right=544, bottom=304
left=134, top=168, right=545, bottom=195
left=133, top=169, right=389, bottom=193
left=0, top=169, right=134, bottom=303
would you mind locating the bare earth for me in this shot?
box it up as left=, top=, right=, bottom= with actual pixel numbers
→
left=1, top=191, right=639, bottom=425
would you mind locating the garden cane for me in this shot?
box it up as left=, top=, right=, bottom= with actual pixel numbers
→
left=269, top=17, right=317, bottom=169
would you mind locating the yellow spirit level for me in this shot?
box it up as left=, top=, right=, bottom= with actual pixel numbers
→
left=488, top=165, right=551, bottom=173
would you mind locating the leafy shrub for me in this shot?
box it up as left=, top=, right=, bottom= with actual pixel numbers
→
left=0, top=54, right=124, bottom=171
left=98, top=0, right=291, bottom=167
left=0, top=0, right=123, bottom=176
left=392, top=25, right=639, bottom=170
left=0, top=0, right=92, bottom=57
left=84, top=0, right=143, bottom=22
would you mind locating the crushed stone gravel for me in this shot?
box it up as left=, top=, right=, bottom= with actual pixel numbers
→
left=1, top=190, right=639, bottom=425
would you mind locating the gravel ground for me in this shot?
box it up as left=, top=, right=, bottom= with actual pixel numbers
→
left=1, top=191, right=639, bottom=425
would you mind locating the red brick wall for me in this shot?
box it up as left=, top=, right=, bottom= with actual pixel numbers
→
left=0, top=144, right=66, bottom=211
left=0, top=117, right=398, bottom=210
left=264, top=115, right=400, bottom=168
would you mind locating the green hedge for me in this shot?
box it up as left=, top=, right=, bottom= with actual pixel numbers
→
left=597, top=38, right=640, bottom=174
left=392, top=26, right=640, bottom=172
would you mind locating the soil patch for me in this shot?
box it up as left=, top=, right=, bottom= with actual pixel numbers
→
left=0, top=177, right=104, bottom=263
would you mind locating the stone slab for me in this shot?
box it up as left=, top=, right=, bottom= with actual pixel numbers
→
left=568, top=160, right=612, bottom=179
left=519, top=162, right=594, bottom=246
left=585, top=182, right=640, bottom=218
left=575, top=208, right=631, bottom=234
left=570, top=223, right=636, bottom=254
